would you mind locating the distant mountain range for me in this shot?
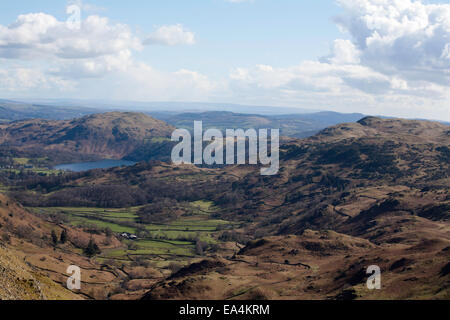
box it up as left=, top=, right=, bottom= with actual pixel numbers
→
left=12, top=99, right=320, bottom=115
left=1, top=98, right=366, bottom=138
left=1, top=99, right=447, bottom=140
left=151, top=111, right=366, bottom=138
left=0, top=99, right=101, bottom=121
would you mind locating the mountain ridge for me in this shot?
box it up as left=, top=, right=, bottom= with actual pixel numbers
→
left=309, top=116, right=449, bottom=144
left=0, top=112, right=175, bottom=163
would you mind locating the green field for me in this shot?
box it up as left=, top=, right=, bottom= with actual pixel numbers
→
left=28, top=201, right=237, bottom=263
left=106, top=239, right=195, bottom=258
left=29, top=207, right=139, bottom=233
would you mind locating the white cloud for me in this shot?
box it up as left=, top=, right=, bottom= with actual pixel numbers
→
left=144, top=24, right=195, bottom=46
left=0, top=13, right=141, bottom=60
left=229, top=60, right=398, bottom=95
left=0, top=12, right=209, bottom=98
left=226, top=0, right=450, bottom=120
left=0, top=13, right=142, bottom=80
left=1, top=1, right=450, bottom=121
left=0, top=65, right=75, bottom=92
left=334, top=0, right=450, bottom=84
left=95, top=63, right=217, bottom=102
left=228, top=52, right=450, bottom=119
left=49, top=49, right=134, bottom=78
left=321, top=39, right=361, bottom=65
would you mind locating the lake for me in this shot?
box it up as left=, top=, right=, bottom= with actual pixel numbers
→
left=54, top=160, right=137, bottom=172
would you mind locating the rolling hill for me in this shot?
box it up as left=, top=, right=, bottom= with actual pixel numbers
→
left=140, top=117, right=449, bottom=300
left=0, top=112, right=175, bottom=163
left=0, top=114, right=448, bottom=300
left=150, top=111, right=366, bottom=138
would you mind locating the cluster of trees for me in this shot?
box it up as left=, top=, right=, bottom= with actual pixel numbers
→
left=49, top=185, right=148, bottom=207
left=51, top=229, right=68, bottom=246
left=139, top=178, right=222, bottom=203
left=11, top=184, right=147, bottom=208
left=84, top=239, right=101, bottom=257
left=137, top=198, right=178, bottom=224
left=4, top=169, right=100, bottom=191
left=219, top=230, right=250, bottom=244
left=7, top=159, right=232, bottom=208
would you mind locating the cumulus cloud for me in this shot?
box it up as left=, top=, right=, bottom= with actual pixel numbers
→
left=98, top=63, right=217, bottom=102
left=228, top=52, right=449, bottom=119
left=227, top=0, right=450, bottom=120
left=0, top=13, right=141, bottom=60
left=334, top=0, right=450, bottom=84
left=228, top=56, right=450, bottom=119
left=229, top=60, right=399, bottom=95
left=321, top=39, right=361, bottom=65
left=0, top=12, right=142, bottom=79
left=144, top=24, right=195, bottom=46
left=0, top=12, right=210, bottom=98
left=49, top=49, right=134, bottom=79
left=0, top=65, right=75, bottom=92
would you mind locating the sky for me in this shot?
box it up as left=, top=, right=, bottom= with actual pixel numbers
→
left=0, top=0, right=450, bottom=121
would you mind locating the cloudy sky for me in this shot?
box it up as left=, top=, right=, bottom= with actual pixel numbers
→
left=0, top=0, right=450, bottom=121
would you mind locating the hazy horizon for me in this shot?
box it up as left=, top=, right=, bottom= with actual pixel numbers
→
left=3, top=97, right=450, bottom=124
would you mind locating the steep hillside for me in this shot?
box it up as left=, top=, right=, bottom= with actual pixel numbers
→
left=0, top=112, right=175, bottom=163
left=0, top=193, right=130, bottom=300
left=0, top=245, right=83, bottom=300
left=144, top=230, right=450, bottom=300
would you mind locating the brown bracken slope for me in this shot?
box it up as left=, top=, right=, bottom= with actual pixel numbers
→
left=0, top=112, right=174, bottom=162
left=0, top=193, right=128, bottom=300
left=143, top=117, right=450, bottom=300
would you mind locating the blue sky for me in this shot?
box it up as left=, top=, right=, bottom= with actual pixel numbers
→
left=0, top=1, right=342, bottom=76
left=0, top=0, right=450, bottom=120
